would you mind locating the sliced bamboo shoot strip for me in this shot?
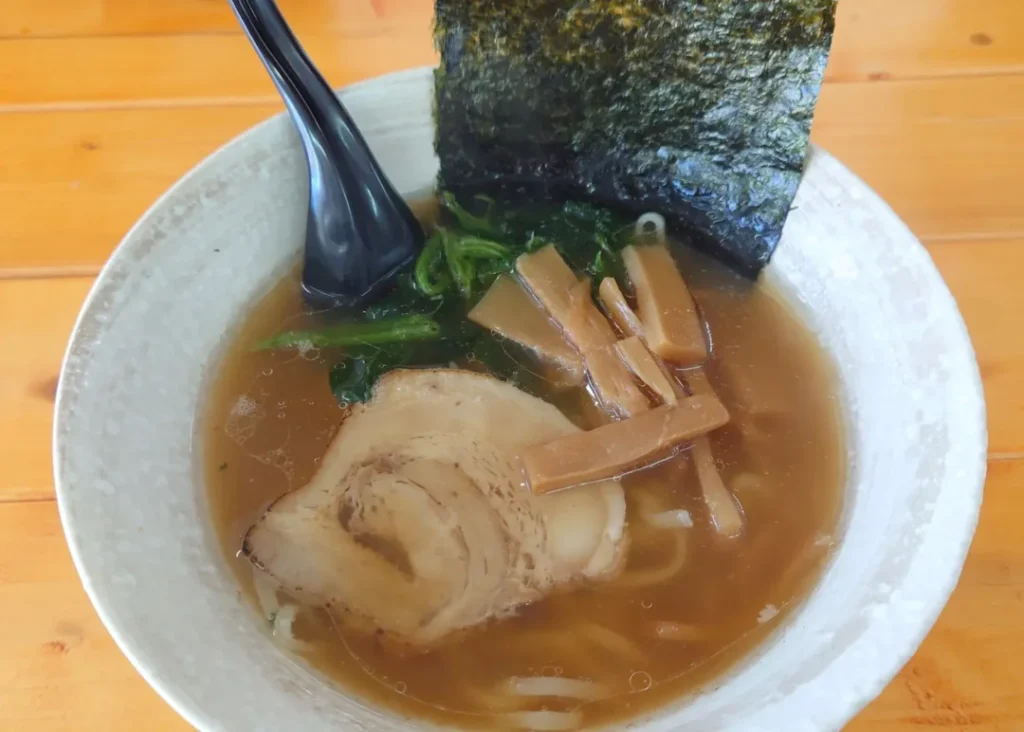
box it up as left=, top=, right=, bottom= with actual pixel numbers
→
left=517, top=246, right=650, bottom=417
left=692, top=436, right=744, bottom=538
left=615, top=336, right=679, bottom=405
left=623, top=244, right=708, bottom=366
left=585, top=343, right=651, bottom=418
left=594, top=279, right=739, bottom=537
left=598, top=277, right=643, bottom=338
left=522, top=394, right=729, bottom=495
left=516, top=245, right=617, bottom=352
left=676, top=370, right=746, bottom=538
left=600, top=280, right=689, bottom=401
left=468, top=274, right=585, bottom=386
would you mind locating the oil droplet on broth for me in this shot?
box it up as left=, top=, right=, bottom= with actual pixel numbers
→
left=629, top=671, right=653, bottom=693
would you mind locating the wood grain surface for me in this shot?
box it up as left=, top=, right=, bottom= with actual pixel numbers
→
left=0, top=1, right=1019, bottom=729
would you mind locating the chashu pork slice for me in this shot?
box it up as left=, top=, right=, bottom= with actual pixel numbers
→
left=243, top=369, right=627, bottom=648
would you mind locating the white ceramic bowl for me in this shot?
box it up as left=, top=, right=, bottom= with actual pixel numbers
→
left=54, top=68, right=986, bottom=731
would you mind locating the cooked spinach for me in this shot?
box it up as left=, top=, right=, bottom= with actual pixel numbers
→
left=256, top=314, right=441, bottom=350
left=440, top=191, right=500, bottom=237
left=263, top=193, right=637, bottom=406
left=413, top=232, right=450, bottom=296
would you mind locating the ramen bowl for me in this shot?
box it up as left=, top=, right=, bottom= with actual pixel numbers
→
left=54, top=68, right=986, bottom=731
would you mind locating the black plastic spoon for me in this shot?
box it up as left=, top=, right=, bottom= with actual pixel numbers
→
left=228, top=0, right=425, bottom=309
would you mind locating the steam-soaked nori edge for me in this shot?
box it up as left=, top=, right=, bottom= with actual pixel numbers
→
left=433, top=0, right=836, bottom=276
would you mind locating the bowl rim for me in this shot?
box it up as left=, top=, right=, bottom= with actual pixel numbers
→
left=53, top=66, right=986, bottom=732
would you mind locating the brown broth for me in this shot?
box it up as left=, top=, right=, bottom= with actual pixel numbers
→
left=201, top=237, right=845, bottom=730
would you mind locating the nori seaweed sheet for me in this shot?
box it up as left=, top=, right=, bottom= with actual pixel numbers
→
left=434, top=0, right=837, bottom=276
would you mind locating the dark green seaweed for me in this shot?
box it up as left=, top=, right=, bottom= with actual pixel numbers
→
left=434, top=0, right=837, bottom=276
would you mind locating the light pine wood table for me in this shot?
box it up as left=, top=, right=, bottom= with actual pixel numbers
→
left=1, top=1, right=1021, bottom=729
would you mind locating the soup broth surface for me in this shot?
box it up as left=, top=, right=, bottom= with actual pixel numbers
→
left=202, top=204, right=845, bottom=730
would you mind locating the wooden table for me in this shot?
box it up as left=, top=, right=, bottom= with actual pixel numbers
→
left=1, top=1, right=1021, bottom=729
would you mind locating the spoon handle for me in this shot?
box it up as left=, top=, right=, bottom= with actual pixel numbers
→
left=230, top=0, right=370, bottom=179
left=228, top=0, right=422, bottom=308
